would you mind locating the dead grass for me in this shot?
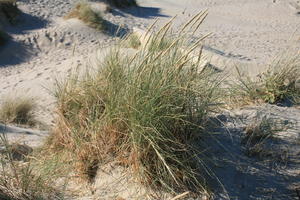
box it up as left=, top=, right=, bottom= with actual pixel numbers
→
left=243, top=118, right=275, bottom=148
left=65, top=2, right=105, bottom=31
left=48, top=12, right=222, bottom=195
left=229, top=57, right=300, bottom=106
left=242, top=117, right=292, bottom=166
left=0, top=96, right=36, bottom=126
left=0, top=134, right=65, bottom=200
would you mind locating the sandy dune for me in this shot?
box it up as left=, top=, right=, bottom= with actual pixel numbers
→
left=0, top=0, right=299, bottom=199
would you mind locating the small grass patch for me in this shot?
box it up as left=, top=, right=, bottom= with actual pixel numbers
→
left=0, top=134, right=65, bottom=200
left=65, top=2, right=105, bottom=31
left=0, top=96, right=36, bottom=126
left=242, top=117, right=292, bottom=164
left=122, top=33, right=141, bottom=49
left=243, top=117, right=275, bottom=148
left=230, top=57, right=300, bottom=105
left=49, top=12, right=222, bottom=194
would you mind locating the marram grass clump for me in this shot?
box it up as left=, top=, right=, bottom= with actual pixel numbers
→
left=65, top=2, right=105, bottom=30
left=49, top=12, right=221, bottom=194
left=0, top=96, right=36, bottom=126
left=122, top=33, right=141, bottom=49
left=230, top=57, right=300, bottom=105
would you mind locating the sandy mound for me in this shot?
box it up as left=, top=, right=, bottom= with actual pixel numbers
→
left=0, top=0, right=299, bottom=199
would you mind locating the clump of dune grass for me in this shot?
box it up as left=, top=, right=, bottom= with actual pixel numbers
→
left=122, top=33, right=141, bottom=49
left=0, top=96, right=36, bottom=126
left=243, top=117, right=275, bottom=149
left=242, top=117, right=292, bottom=165
left=0, top=0, right=20, bottom=24
left=65, top=2, right=105, bottom=30
left=230, top=57, right=300, bottom=105
left=106, top=0, right=137, bottom=8
left=49, top=12, right=222, bottom=194
left=0, top=134, right=65, bottom=200
left=148, top=33, right=173, bottom=52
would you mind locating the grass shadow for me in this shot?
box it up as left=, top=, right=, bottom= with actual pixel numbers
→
left=5, top=12, right=48, bottom=34
left=202, top=111, right=300, bottom=200
left=103, top=19, right=129, bottom=37
left=0, top=39, right=35, bottom=67
left=112, top=5, right=169, bottom=19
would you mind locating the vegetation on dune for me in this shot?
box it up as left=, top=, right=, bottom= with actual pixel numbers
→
left=48, top=12, right=222, bottom=194
left=122, top=32, right=141, bottom=49
left=65, top=2, right=105, bottom=31
left=0, top=96, right=36, bottom=126
left=230, top=57, right=300, bottom=105
left=148, top=34, right=173, bottom=52
left=0, top=134, right=65, bottom=200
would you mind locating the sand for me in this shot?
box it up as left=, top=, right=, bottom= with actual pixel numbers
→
left=0, top=0, right=299, bottom=199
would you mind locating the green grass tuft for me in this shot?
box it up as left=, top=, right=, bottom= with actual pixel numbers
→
left=48, top=12, right=222, bottom=194
left=230, top=57, right=300, bottom=105
left=122, top=33, right=141, bottom=49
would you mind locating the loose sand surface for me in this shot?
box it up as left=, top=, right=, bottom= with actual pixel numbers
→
left=0, top=0, right=299, bottom=124
left=0, top=0, right=299, bottom=199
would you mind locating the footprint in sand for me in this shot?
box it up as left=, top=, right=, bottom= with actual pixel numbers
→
left=35, top=72, right=43, bottom=78
left=23, top=29, right=75, bottom=52
left=288, top=0, right=300, bottom=15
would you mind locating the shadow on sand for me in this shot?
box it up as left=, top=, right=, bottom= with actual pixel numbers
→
left=200, top=111, right=300, bottom=200
left=5, top=12, right=48, bottom=34
left=0, top=12, right=47, bottom=67
left=0, top=123, right=48, bottom=137
left=0, top=39, right=35, bottom=67
left=104, top=19, right=129, bottom=37
left=112, top=5, right=169, bottom=19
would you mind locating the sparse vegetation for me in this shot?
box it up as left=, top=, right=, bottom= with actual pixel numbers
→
left=48, top=13, right=222, bottom=194
left=243, top=118, right=275, bottom=149
left=242, top=117, right=292, bottom=165
left=0, top=134, right=65, bottom=200
left=0, top=96, right=36, bottom=126
left=65, top=2, right=105, bottom=31
left=122, top=33, right=141, bottom=49
left=230, top=57, right=300, bottom=105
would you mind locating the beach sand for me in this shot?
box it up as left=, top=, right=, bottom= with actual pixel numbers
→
left=0, top=0, right=299, bottom=199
